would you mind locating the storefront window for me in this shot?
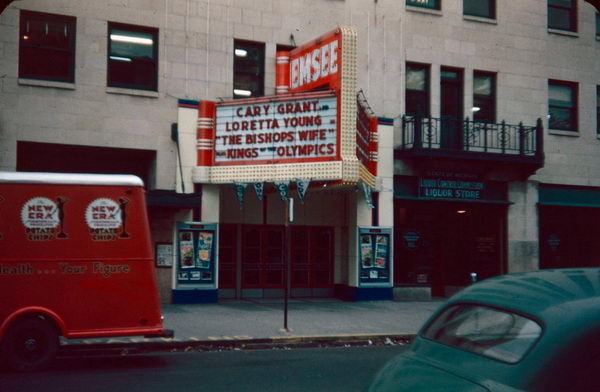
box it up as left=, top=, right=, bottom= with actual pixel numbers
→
left=107, top=22, right=158, bottom=91
left=473, top=71, right=496, bottom=123
left=19, top=10, right=76, bottom=83
left=406, top=63, right=430, bottom=117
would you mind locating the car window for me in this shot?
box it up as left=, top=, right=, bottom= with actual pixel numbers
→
left=422, top=304, right=542, bottom=363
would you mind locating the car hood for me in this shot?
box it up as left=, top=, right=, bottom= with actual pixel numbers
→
left=368, top=354, right=489, bottom=392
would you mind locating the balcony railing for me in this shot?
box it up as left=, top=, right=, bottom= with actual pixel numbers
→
left=397, top=115, right=544, bottom=163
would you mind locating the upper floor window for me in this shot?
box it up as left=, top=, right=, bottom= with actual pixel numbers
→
left=406, top=0, right=441, bottom=11
left=473, top=71, right=496, bottom=123
left=108, top=22, right=158, bottom=91
left=405, top=63, right=430, bottom=117
left=19, top=10, right=76, bottom=83
left=548, top=0, right=577, bottom=32
left=596, top=12, right=600, bottom=37
left=233, top=40, right=265, bottom=98
left=596, top=86, right=600, bottom=135
left=464, top=0, right=495, bottom=19
left=548, top=80, right=577, bottom=132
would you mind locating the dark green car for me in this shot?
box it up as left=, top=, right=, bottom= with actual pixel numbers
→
left=369, top=268, right=600, bottom=391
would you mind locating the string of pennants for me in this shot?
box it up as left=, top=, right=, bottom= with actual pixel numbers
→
left=233, top=179, right=374, bottom=210
left=233, top=179, right=311, bottom=209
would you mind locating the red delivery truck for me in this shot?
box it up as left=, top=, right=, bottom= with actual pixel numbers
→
left=0, top=172, right=173, bottom=371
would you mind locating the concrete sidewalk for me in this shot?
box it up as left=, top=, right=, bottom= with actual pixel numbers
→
left=61, top=299, right=444, bottom=353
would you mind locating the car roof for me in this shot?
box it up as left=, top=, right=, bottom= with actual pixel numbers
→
left=444, top=268, right=600, bottom=328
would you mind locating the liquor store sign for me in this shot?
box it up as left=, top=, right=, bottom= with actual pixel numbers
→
left=214, top=94, right=337, bottom=165
left=419, top=177, right=484, bottom=200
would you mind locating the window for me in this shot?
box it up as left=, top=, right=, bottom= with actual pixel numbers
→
left=423, top=304, right=542, bottom=364
left=107, top=22, right=158, bottom=91
left=233, top=40, right=265, bottom=98
left=548, top=80, right=577, bottom=131
left=19, top=10, right=76, bottom=83
left=406, top=0, right=441, bottom=11
left=464, top=0, right=495, bottom=19
left=597, top=86, right=600, bottom=135
left=596, top=12, right=600, bottom=37
left=473, top=71, right=496, bottom=123
left=405, top=63, right=430, bottom=117
left=548, top=0, right=577, bottom=32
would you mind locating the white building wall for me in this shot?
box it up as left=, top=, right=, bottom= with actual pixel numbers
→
left=1, top=0, right=600, bottom=288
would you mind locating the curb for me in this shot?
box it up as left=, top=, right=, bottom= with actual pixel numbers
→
left=58, top=333, right=416, bottom=357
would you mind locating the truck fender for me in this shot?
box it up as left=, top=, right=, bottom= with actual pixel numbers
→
left=0, top=307, right=66, bottom=342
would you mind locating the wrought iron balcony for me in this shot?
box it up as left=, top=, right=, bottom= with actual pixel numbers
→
left=395, top=115, right=544, bottom=174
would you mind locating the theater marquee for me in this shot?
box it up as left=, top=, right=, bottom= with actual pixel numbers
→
left=214, top=93, right=338, bottom=165
left=191, top=26, right=378, bottom=186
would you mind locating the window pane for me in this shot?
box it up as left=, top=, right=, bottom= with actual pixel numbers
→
left=464, top=0, right=494, bottom=18
left=423, top=304, right=542, bottom=364
left=107, top=23, right=158, bottom=91
left=406, top=67, right=426, bottom=91
left=110, top=29, right=154, bottom=59
left=406, top=91, right=429, bottom=116
left=406, top=63, right=430, bottom=116
left=549, top=107, right=574, bottom=130
left=549, top=84, right=573, bottom=107
left=596, top=13, right=600, bottom=36
left=596, top=86, right=599, bottom=134
left=474, top=75, right=492, bottom=96
left=549, top=0, right=573, bottom=7
left=19, top=10, right=76, bottom=83
left=233, top=40, right=264, bottom=98
left=407, top=0, right=440, bottom=10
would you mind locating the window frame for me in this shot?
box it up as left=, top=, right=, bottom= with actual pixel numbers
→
left=548, top=79, right=578, bottom=132
left=233, top=39, right=265, bottom=99
left=463, top=0, right=496, bottom=19
left=472, top=71, right=496, bottom=123
left=19, top=10, right=77, bottom=83
left=107, top=22, right=159, bottom=92
left=548, top=0, right=577, bottom=32
left=406, top=0, right=441, bottom=11
left=405, top=62, right=431, bottom=117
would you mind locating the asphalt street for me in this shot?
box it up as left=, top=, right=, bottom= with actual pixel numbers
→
left=1, top=345, right=408, bottom=392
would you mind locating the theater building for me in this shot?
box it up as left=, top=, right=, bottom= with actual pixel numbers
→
left=1, top=1, right=600, bottom=302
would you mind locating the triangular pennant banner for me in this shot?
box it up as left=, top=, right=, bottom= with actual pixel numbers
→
left=253, top=182, right=264, bottom=201
left=274, top=181, right=290, bottom=201
left=361, top=181, right=374, bottom=209
left=234, top=182, right=248, bottom=209
left=296, top=178, right=310, bottom=204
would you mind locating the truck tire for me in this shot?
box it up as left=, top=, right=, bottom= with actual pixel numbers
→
left=1, top=316, right=59, bottom=372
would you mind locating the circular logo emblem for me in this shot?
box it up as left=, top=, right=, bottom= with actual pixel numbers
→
left=21, top=197, right=60, bottom=229
left=86, top=198, right=122, bottom=229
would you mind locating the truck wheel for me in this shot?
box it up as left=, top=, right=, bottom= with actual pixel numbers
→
left=1, top=316, right=59, bottom=372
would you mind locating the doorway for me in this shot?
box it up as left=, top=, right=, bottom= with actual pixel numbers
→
left=394, top=201, right=505, bottom=297
left=440, top=67, right=464, bottom=150
left=219, top=224, right=334, bottom=298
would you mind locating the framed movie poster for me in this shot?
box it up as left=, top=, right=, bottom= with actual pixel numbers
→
left=358, top=227, right=393, bottom=286
left=174, top=222, right=218, bottom=287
